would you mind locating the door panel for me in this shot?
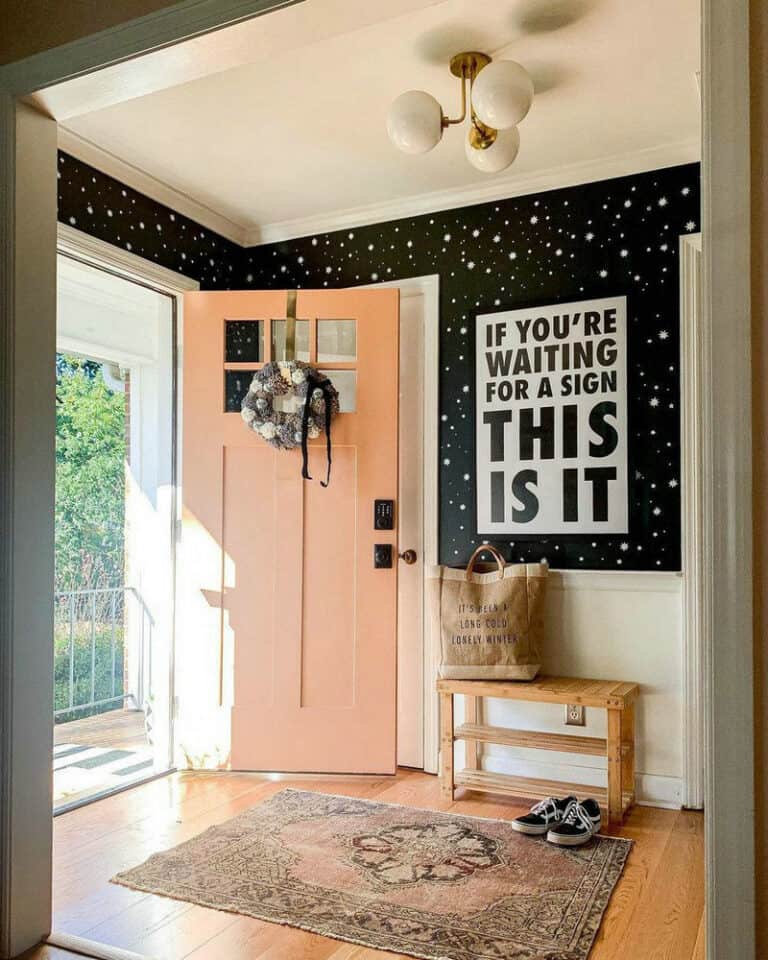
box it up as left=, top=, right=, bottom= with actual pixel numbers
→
left=182, top=289, right=399, bottom=774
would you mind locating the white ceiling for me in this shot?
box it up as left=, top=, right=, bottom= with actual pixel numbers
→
left=56, top=0, right=700, bottom=243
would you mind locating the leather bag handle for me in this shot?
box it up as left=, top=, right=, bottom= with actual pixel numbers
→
left=465, top=544, right=506, bottom=581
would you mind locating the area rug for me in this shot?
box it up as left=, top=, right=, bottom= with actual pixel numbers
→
left=112, top=788, right=631, bottom=960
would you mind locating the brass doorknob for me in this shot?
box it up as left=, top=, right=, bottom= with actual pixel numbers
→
left=399, top=549, right=417, bottom=564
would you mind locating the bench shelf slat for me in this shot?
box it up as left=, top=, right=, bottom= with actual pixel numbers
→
left=454, top=722, right=608, bottom=756
left=454, top=768, right=634, bottom=816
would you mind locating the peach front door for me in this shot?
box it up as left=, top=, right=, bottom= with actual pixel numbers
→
left=182, top=289, right=399, bottom=773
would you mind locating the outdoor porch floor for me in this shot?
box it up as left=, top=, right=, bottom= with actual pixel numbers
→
left=53, top=709, right=155, bottom=809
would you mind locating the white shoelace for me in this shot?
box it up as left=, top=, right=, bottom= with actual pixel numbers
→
left=560, top=801, right=596, bottom=832
left=529, top=797, right=560, bottom=821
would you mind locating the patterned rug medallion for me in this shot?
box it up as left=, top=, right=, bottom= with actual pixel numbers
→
left=113, top=788, right=631, bottom=960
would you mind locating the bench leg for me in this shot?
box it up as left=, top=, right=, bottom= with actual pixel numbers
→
left=440, top=691, right=454, bottom=802
left=621, top=702, right=636, bottom=809
left=464, top=694, right=479, bottom=770
left=607, top=707, right=623, bottom=825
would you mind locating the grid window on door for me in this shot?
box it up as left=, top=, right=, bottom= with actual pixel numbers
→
left=272, top=319, right=310, bottom=362
left=223, top=315, right=357, bottom=413
left=317, top=319, right=356, bottom=362
left=225, top=319, right=264, bottom=362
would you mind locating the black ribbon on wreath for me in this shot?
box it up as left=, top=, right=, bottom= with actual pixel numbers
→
left=301, top=372, right=334, bottom=487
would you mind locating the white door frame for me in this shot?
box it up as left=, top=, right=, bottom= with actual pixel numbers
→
left=56, top=224, right=200, bottom=786
left=363, top=275, right=441, bottom=775
left=701, top=3, right=754, bottom=955
left=0, top=0, right=755, bottom=956
left=680, top=233, right=706, bottom=810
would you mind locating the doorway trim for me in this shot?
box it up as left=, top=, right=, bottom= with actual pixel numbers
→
left=702, top=0, right=754, bottom=955
left=57, top=222, right=200, bottom=296
left=57, top=223, right=199, bottom=789
left=680, top=233, right=705, bottom=810
left=362, top=275, right=440, bottom=774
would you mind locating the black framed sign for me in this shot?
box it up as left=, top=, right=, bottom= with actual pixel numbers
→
left=475, top=296, right=628, bottom=536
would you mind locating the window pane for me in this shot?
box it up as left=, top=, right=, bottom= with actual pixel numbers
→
left=321, top=369, right=356, bottom=413
left=224, top=370, right=257, bottom=412
left=271, top=319, right=310, bottom=361
left=317, top=319, right=356, bottom=362
left=225, top=320, right=263, bottom=362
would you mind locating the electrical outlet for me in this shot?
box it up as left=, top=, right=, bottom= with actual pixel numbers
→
left=565, top=704, right=586, bottom=726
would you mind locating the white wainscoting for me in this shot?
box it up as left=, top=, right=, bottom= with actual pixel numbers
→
left=452, top=570, right=683, bottom=808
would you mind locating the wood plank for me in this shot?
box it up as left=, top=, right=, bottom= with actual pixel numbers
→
left=610, top=810, right=705, bottom=959
left=454, top=722, right=608, bottom=756
left=607, top=708, right=623, bottom=824
left=437, top=675, right=639, bottom=708
left=692, top=912, right=706, bottom=960
left=588, top=806, right=680, bottom=960
left=54, top=709, right=148, bottom=752
left=621, top=701, right=636, bottom=805
left=439, top=691, right=454, bottom=801
left=454, top=768, right=609, bottom=805
left=463, top=695, right=479, bottom=770
left=454, top=767, right=633, bottom=817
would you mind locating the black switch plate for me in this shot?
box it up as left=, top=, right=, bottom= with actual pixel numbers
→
left=374, top=544, right=393, bottom=568
left=374, top=499, right=395, bottom=530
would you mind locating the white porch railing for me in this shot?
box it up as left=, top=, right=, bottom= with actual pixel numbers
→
left=53, top=586, right=153, bottom=721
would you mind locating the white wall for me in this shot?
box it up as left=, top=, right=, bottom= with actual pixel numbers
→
left=454, top=570, right=683, bottom=808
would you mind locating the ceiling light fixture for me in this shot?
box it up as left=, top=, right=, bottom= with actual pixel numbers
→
left=387, top=51, right=533, bottom=174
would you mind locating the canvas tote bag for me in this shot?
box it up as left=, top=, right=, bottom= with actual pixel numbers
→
left=431, top=545, right=548, bottom=681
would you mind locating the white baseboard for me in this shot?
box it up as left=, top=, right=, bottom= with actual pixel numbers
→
left=476, top=752, right=682, bottom=809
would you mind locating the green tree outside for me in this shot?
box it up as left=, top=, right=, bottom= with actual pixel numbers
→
left=56, top=354, right=126, bottom=592
left=55, top=354, right=127, bottom=720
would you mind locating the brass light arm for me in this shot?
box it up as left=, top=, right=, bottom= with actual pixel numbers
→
left=442, top=74, right=467, bottom=127
left=443, top=51, right=493, bottom=130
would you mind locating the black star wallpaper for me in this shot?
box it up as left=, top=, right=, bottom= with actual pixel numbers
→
left=57, top=152, right=699, bottom=570
left=57, top=153, right=241, bottom=288
left=242, top=164, right=699, bottom=571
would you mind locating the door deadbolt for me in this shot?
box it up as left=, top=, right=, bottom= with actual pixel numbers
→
left=399, top=549, right=417, bottom=564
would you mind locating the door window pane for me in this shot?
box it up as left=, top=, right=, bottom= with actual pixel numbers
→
left=225, top=370, right=257, bottom=412
left=225, top=320, right=263, bottom=362
left=317, top=320, right=356, bottom=363
left=271, top=319, right=310, bottom=361
left=321, top=369, right=357, bottom=413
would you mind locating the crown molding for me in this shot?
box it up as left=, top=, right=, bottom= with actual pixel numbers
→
left=57, top=130, right=700, bottom=252
left=246, top=139, right=700, bottom=246
left=58, top=126, right=249, bottom=246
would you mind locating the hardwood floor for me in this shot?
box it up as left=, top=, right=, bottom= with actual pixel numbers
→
left=41, top=769, right=703, bottom=960
left=54, top=709, right=148, bottom=752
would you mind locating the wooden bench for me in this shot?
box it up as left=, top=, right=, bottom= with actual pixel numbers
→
left=437, top=676, right=639, bottom=825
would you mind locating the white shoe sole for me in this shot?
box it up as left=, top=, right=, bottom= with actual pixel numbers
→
left=546, top=830, right=594, bottom=847
left=511, top=821, right=550, bottom=835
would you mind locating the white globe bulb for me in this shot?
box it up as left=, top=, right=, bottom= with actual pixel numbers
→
left=471, top=60, right=534, bottom=130
left=387, top=90, right=443, bottom=155
left=465, top=125, right=520, bottom=174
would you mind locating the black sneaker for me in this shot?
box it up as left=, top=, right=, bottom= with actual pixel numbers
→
left=511, top=796, right=577, bottom=836
left=546, top=798, right=602, bottom=847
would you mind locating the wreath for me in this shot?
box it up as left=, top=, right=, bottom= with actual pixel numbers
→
left=241, top=360, right=339, bottom=485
